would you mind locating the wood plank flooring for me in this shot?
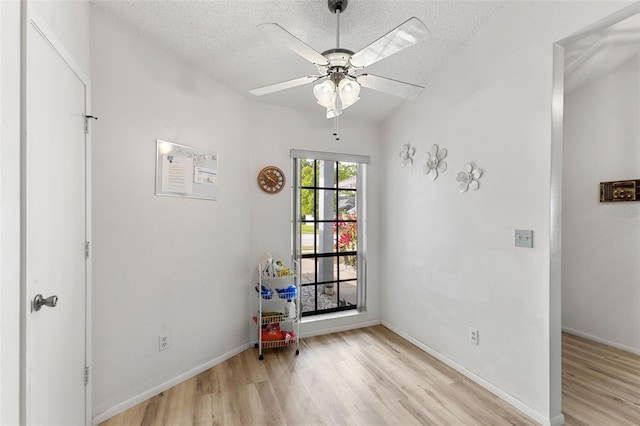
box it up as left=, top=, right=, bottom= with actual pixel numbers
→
left=562, top=333, right=640, bottom=426
left=100, top=326, right=640, bottom=425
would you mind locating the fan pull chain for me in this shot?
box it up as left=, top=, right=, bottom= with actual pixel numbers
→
left=333, top=116, right=340, bottom=141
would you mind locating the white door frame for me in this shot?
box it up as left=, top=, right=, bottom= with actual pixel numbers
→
left=21, top=5, right=92, bottom=425
left=549, top=2, right=640, bottom=424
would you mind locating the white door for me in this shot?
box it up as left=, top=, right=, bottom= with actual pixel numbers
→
left=25, top=16, right=88, bottom=426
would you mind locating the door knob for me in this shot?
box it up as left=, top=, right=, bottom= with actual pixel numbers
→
left=33, top=294, right=58, bottom=312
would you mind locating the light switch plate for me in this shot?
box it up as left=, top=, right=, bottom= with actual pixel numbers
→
left=515, top=230, right=533, bottom=248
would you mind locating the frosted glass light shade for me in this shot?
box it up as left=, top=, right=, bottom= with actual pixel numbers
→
left=313, top=80, right=336, bottom=108
left=338, top=79, right=360, bottom=104
left=341, top=96, right=359, bottom=109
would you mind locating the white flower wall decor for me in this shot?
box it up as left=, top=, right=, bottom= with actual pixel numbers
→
left=399, top=143, right=416, bottom=167
left=423, top=144, right=447, bottom=180
left=456, top=163, right=483, bottom=192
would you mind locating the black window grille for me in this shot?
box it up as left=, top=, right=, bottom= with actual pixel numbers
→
left=298, top=159, right=358, bottom=316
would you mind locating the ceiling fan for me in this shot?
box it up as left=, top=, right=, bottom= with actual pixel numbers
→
left=249, top=0, right=430, bottom=129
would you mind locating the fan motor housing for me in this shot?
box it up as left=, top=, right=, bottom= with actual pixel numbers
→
left=321, top=48, right=354, bottom=68
left=328, top=0, right=348, bottom=14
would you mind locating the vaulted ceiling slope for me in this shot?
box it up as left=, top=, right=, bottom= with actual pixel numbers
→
left=92, top=0, right=506, bottom=122
left=564, top=12, right=640, bottom=95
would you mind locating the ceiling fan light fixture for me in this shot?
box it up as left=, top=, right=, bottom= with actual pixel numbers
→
left=341, top=96, right=360, bottom=109
left=313, top=79, right=336, bottom=108
left=337, top=78, right=360, bottom=104
left=326, top=94, right=359, bottom=119
left=252, top=0, right=428, bottom=132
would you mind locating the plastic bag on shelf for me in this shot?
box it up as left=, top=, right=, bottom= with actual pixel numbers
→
left=262, top=323, right=281, bottom=341
left=260, top=252, right=294, bottom=278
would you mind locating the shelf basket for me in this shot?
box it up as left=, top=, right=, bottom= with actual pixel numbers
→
left=260, top=336, right=297, bottom=349
left=255, top=313, right=287, bottom=324
left=256, top=286, right=297, bottom=300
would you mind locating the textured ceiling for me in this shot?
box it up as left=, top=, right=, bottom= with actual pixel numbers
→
left=92, top=0, right=506, bottom=122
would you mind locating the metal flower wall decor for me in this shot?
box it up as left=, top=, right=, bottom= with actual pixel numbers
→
left=423, top=144, right=447, bottom=180
left=396, top=141, right=484, bottom=194
left=456, top=163, right=483, bottom=192
left=399, top=143, right=417, bottom=167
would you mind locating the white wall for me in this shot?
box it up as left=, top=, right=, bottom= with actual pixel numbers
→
left=19, top=1, right=635, bottom=424
left=1, top=1, right=22, bottom=423
left=562, top=53, right=640, bottom=354
left=90, top=5, right=382, bottom=419
left=30, top=0, right=91, bottom=74
left=247, top=103, right=382, bottom=337
left=90, top=6, right=253, bottom=417
left=1, top=1, right=90, bottom=423
left=379, top=1, right=632, bottom=424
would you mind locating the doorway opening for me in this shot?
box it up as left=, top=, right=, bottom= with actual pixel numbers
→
left=551, top=3, right=640, bottom=423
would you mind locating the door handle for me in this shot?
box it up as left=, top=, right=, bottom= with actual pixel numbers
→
left=33, top=294, right=58, bottom=312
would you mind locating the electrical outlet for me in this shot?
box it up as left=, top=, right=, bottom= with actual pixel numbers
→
left=159, top=335, right=169, bottom=351
left=469, top=327, right=479, bottom=345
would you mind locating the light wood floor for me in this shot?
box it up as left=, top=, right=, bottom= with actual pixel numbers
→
left=100, top=326, right=640, bottom=425
left=562, top=333, right=640, bottom=425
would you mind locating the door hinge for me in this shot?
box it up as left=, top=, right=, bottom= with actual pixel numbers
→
left=84, top=115, right=98, bottom=134
left=85, top=241, right=90, bottom=259
left=84, top=366, right=90, bottom=385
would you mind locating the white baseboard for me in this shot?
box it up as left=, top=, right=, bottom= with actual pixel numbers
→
left=551, top=413, right=566, bottom=426
left=92, top=343, right=251, bottom=425
left=94, top=322, right=571, bottom=426
left=300, top=318, right=381, bottom=339
left=382, top=321, right=559, bottom=426
left=93, top=320, right=381, bottom=425
left=562, top=326, right=640, bottom=356
left=248, top=319, right=382, bottom=347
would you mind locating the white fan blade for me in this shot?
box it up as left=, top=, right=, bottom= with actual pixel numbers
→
left=357, top=74, right=424, bottom=100
left=350, top=17, right=430, bottom=68
left=250, top=76, right=320, bottom=96
left=259, top=23, right=329, bottom=66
